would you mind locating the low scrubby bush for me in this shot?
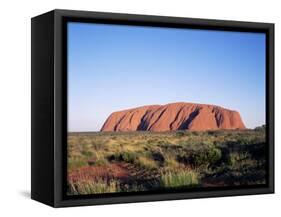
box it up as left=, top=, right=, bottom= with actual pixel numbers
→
left=177, top=146, right=221, bottom=168
left=68, top=159, right=88, bottom=170
left=81, top=150, right=93, bottom=158
left=176, top=131, right=186, bottom=137
left=152, top=151, right=165, bottom=164
left=108, top=151, right=139, bottom=164
left=228, top=152, right=250, bottom=166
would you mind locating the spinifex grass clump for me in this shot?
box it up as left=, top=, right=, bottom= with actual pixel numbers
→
left=68, top=178, right=121, bottom=195
left=160, top=170, right=199, bottom=188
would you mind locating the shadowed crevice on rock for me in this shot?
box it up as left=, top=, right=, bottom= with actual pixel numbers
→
left=169, top=106, right=185, bottom=130
left=178, top=108, right=200, bottom=130
left=148, top=107, right=168, bottom=131
left=136, top=110, right=151, bottom=130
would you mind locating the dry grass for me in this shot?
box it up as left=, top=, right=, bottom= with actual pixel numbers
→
left=67, top=128, right=266, bottom=195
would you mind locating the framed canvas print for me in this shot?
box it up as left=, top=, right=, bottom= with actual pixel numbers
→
left=31, top=9, right=274, bottom=207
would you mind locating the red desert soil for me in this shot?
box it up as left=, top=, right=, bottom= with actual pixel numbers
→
left=68, top=163, right=130, bottom=183
left=101, top=102, right=246, bottom=132
left=68, top=163, right=160, bottom=183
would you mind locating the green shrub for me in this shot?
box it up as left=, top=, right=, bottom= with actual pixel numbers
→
left=228, top=152, right=250, bottom=166
left=177, top=146, right=221, bottom=168
left=152, top=151, right=165, bottom=164
left=254, top=125, right=266, bottom=132
left=191, top=146, right=222, bottom=167
left=108, top=151, right=138, bottom=164
left=176, top=131, right=186, bottom=137
left=191, top=131, right=199, bottom=136
left=81, top=150, right=93, bottom=158
left=68, top=159, right=88, bottom=170
left=122, top=152, right=138, bottom=163
left=207, top=130, right=216, bottom=135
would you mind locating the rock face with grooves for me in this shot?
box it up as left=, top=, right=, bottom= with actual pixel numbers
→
left=100, top=102, right=246, bottom=132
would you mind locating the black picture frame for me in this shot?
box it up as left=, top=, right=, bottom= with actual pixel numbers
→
left=31, top=9, right=274, bottom=207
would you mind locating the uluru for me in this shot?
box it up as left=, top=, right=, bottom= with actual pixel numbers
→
left=100, top=102, right=246, bottom=132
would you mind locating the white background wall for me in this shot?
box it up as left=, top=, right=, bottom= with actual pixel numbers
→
left=0, top=0, right=279, bottom=216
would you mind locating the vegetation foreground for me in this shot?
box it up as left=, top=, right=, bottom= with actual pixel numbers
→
left=67, top=128, right=266, bottom=195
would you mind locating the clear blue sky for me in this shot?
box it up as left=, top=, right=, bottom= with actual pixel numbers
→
left=67, top=22, right=266, bottom=132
